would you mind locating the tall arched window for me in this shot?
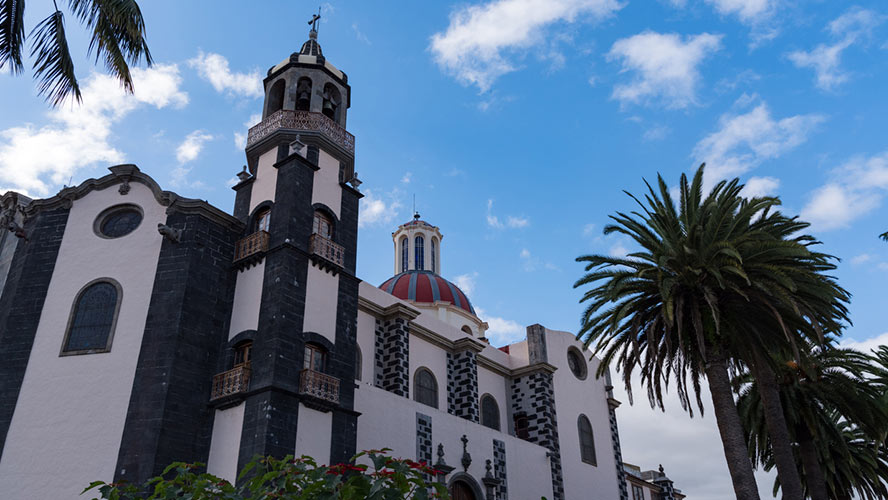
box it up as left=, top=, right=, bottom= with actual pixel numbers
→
left=62, top=280, right=120, bottom=354
left=400, top=237, right=408, bottom=272
left=431, top=238, right=437, bottom=273
left=414, top=236, right=424, bottom=270
left=266, top=79, right=285, bottom=116
left=414, top=368, right=438, bottom=408
left=578, top=414, right=597, bottom=465
left=481, top=395, right=500, bottom=430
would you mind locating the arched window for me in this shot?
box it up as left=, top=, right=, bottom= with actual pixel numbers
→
left=431, top=238, right=437, bottom=273
left=295, top=77, right=312, bottom=111
left=400, top=237, right=408, bottom=272
left=62, top=280, right=120, bottom=354
left=321, top=83, right=341, bottom=121
left=312, top=210, right=333, bottom=239
left=461, top=325, right=473, bottom=336
left=266, top=79, right=285, bottom=116
left=304, top=343, right=326, bottom=372
left=480, top=395, right=500, bottom=430
left=414, top=368, right=438, bottom=408
left=514, top=414, right=529, bottom=440
left=414, top=236, right=424, bottom=270
left=255, top=208, right=271, bottom=233
left=578, top=414, right=597, bottom=465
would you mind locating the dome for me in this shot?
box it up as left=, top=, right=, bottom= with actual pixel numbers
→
left=299, top=32, right=323, bottom=56
left=379, top=270, right=475, bottom=315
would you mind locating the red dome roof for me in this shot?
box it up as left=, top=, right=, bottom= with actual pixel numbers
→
left=379, top=271, right=475, bottom=315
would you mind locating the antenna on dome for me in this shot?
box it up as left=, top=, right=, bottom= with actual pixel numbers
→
left=413, top=194, right=420, bottom=220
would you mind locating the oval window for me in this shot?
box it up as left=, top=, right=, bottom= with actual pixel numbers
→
left=96, top=205, right=143, bottom=238
left=567, top=347, right=588, bottom=380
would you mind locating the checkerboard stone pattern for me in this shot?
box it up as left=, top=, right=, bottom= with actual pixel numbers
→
left=374, top=317, right=410, bottom=397
left=493, top=439, right=507, bottom=500
left=509, top=371, right=564, bottom=500
left=446, top=350, right=479, bottom=422
left=609, top=406, right=629, bottom=500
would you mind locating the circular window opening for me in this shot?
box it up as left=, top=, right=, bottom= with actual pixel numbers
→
left=95, top=205, right=143, bottom=239
left=567, top=347, right=588, bottom=380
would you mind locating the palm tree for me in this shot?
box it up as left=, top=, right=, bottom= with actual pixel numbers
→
left=880, top=231, right=887, bottom=242
left=0, top=0, right=152, bottom=106
left=574, top=164, right=849, bottom=500
left=736, top=343, right=887, bottom=500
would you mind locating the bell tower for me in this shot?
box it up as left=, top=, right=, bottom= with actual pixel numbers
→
left=220, top=15, right=363, bottom=478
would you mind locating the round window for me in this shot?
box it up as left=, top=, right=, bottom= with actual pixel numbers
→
left=567, top=347, right=588, bottom=380
left=96, top=205, right=143, bottom=238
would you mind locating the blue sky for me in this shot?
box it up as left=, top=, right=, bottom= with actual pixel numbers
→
left=1, top=1, right=886, bottom=497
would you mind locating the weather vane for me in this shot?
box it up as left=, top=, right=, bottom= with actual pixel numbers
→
left=308, top=7, right=321, bottom=34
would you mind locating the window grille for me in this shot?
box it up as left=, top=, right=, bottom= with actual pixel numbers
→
left=578, top=414, right=597, bottom=465
left=481, top=395, right=500, bottom=430
left=414, top=236, right=424, bottom=270
left=414, top=368, right=438, bottom=408
left=63, top=281, right=119, bottom=353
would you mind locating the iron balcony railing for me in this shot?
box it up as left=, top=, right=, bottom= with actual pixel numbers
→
left=309, top=234, right=345, bottom=267
left=299, top=369, right=340, bottom=404
left=211, top=364, right=250, bottom=401
left=234, top=231, right=269, bottom=262
left=246, top=110, right=355, bottom=154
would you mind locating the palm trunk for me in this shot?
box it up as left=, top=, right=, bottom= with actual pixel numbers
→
left=797, top=424, right=829, bottom=500
left=704, top=355, right=762, bottom=500
left=752, top=361, right=805, bottom=500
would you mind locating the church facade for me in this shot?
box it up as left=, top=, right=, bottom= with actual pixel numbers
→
left=0, top=27, right=681, bottom=500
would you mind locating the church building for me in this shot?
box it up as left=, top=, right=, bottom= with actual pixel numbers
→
left=0, top=24, right=682, bottom=500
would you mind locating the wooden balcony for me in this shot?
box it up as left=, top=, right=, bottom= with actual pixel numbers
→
left=211, top=364, right=250, bottom=401
left=234, top=231, right=269, bottom=265
left=299, top=369, right=340, bottom=407
left=309, top=234, right=345, bottom=270
left=246, top=110, right=355, bottom=155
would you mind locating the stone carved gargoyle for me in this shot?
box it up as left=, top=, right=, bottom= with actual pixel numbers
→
left=157, top=223, right=182, bottom=243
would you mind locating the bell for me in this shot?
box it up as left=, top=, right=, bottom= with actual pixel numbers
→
left=322, top=99, right=335, bottom=118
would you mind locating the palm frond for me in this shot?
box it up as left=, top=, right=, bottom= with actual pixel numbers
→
left=0, top=0, right=27, bottom=73
left=30, top=10, right=80, bottom=106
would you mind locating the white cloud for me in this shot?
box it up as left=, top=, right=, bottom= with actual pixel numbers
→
left=233, top=113, right=262, bottom=150
left=801, top=151, right=888, bottom=231
left=429, top=0, right=624, bottom=91
left=692, top=98, right=823, bottom=182
left=188, top=51, right=263, bottom=98
left=704, top=0, right=776, bottom=24
left=359, top=189, right=403, bottom=228
left=609, top=241, right=629, bottom=257
left=486, top=199, right=529, bottom=229
left=608, top=31, right=722, bottom=109
left=841, top=331, right=888, bottom=354
left=850, top=254, right=872, bottom=265
left=453, top=272, right=479, bottom=295
left=788, top=7, right=885, bottom=91
left=583, top=223, right=597, bottom=236
left=476, top=306, right=525, bottom=346
left=643, top=125, right=670, bottom=141
left=0, top=65, right=188, bottom=196
left=352, top=23, right=371, bottom=45
left=742, top=176, right=779, bottom=197
left=506, top=216, right=529, bottom=228
left=176, top=130, right=213, bottom=164
left=401, top=172, right=412, bottom=184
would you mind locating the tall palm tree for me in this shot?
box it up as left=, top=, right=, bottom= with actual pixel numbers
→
left=0, top=0, right=151, bottom=106
left=736, top=343, right=887, bottom=499
left=574, top=164, right=849, bottom=500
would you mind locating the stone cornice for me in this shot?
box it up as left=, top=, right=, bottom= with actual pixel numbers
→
left=510, top=362, right=558, bottom=378
left=22, top=164, right=244, bottom=232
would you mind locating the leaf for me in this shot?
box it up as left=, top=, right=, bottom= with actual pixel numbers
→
left=29, top=9, right=81, bottom=105
left=0, top=0, right=27, bottom=73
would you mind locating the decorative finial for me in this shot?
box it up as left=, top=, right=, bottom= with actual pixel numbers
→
left=308, top=7, right=321, bottom=35
left=659, top=464, right=665, bottom=475
left=485, top=459, right=493, bottom=478
left=237, top=165, right=251, bottom=182
left=436, top=443, right=446, bottom=464
left=460, top=435, right=472, bottom=472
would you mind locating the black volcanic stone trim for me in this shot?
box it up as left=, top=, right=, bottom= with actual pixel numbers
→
left=232, top=177, right=254, bottom=224
left=446, top=350, right=479, bottom=422
left=0, top=207, right=69, bottom=457
left=114, top=211, right=240, bottom=485
left=416, top=413, right=433, bottom=464
left=493, top=439, right=507, bottom=500
left=509, top=371, right=564, bottom=500
left=609, top=408, right=629, bottom=500
left=375, top=317, right=409, bottom=397
left=237, top=390, right=301, bottom=476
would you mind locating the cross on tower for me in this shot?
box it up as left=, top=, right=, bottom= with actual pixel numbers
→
left=308, top=8, right=321, bottom=33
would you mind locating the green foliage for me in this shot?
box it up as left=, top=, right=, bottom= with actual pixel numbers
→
left=0, top=0, right=152, bottom=106
left=82, top=450, right=451, bottom=500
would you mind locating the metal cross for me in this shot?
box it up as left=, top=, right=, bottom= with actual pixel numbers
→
left=308, top=8, right=321, bottom=33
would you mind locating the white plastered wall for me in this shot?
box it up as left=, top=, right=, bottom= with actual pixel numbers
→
left=356, top=309, right=376, bottom=384
left=546, top=328, right=622, bottom=500
left=0, top=183, right=165, bottom=499
left=207, top=403, right=246, bottom=481
left=294, top=404, right=332, bottom=464
left=477, top=366, right=509, bottom=432
left=228, top=262, right=264, bottom=340
left=408, top=336, right=448, bottom=410
left=311, top=150, right=341, bottom=218
left=302, top=264, right=339, bottom=343
left=249, top=148, right=279, bottom=213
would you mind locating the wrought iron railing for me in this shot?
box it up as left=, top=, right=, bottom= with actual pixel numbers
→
left=211, top=364, right=250, bottom=400
left=309, top=234, right=345, bottom=267
left=246, top=110, right=355, bottom=154
left=299, top=369, right=340, bottom=404
left=234, top=231, right=269, bottom=262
